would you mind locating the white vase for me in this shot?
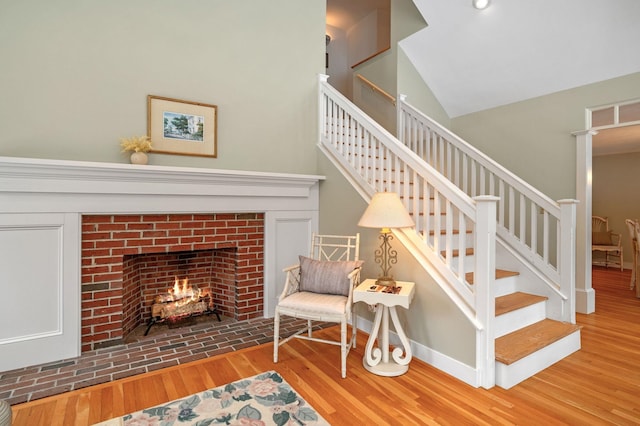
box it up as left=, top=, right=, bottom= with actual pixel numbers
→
left=130, top=152, right=148, bottom=165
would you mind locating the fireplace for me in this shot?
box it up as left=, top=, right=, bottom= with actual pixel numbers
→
left=0, top=156, right=321, bottom=372
left=81, top=213, right=265, bottom=351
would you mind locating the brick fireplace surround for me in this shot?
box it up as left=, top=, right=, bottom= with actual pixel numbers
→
left=82, top=212, right=265, bottom=352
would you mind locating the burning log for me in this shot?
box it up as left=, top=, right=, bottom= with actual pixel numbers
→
left=151, top=299, right=209, bottom=320
left=145, top=277, right=221, bottom=335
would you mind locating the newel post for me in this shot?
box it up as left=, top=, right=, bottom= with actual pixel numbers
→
left=318, top=74, right=329, bottom=146
left=558, top=199, right=578, bottom=323
left=473, top=195, right=499, bottom=389
left=397, top=94, right=407, bottom=142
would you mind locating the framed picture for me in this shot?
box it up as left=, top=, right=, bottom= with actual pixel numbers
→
left=147, top=95, right=217, bottom=158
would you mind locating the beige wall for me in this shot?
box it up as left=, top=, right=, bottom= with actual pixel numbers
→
left=593, top=151, right=640, bottom=267
left=0, top=0, right=325, bottom=174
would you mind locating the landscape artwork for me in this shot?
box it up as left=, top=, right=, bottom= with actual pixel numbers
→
left=148, top=95, right=217, bottom=157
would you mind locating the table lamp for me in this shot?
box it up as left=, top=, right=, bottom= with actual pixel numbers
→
left=358, top=192, right=415, bottom=286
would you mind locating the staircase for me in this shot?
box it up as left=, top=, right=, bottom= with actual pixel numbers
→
left=318, top=75, right=581, bottom=389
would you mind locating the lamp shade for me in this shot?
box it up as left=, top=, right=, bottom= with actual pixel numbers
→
left=358, top=192, right=414, bottom=229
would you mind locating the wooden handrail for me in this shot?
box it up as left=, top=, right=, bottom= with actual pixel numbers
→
left=355, top=74, right=396, bottom=106
left=351, top=46, right=390, bottom=69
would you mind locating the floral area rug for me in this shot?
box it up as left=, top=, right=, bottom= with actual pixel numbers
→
left=94, top=370, right=330, bottom=426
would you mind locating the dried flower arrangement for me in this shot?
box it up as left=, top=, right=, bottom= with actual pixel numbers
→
left=120, top=135, right=152, bottom=153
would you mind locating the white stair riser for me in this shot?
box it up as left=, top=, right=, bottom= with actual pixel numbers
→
left=495, top=301, right=547, bottom=338
left=494, top=277, right=518, bottom=297
left=495, top=330, right=581, bottom=389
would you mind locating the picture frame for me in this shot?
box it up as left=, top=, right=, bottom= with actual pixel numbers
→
left=147, top=95, right=217, bottom=158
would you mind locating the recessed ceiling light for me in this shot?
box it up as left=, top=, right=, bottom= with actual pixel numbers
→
left=473, top=0, right=490, bottom=9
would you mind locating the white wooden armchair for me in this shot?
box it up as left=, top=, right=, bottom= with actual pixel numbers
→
left=592, top=216, right=623, bottom=271
left=273, top=233, right=362, bottom=378
left=625, top=219, right=640, bottom=296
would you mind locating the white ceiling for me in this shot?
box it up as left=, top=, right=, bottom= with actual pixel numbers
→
left=401, top=0, right=640, bottom=118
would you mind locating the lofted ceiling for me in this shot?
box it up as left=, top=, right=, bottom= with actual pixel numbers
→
left=402, top=0, right=640, bottom=119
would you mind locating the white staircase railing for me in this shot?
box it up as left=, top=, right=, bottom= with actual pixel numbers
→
left=319, top=75, right=500, bottom=387
left=397, top=96, right=577, bottom=323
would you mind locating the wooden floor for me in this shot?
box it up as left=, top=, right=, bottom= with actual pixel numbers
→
left=10, top=267, right=640, bottom=425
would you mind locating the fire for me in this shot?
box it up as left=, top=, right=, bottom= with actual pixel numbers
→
left=154, top=277, right=202, bottom=305
left=170, top=277, right=202, bottom=305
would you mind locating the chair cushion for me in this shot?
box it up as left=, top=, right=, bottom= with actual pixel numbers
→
left=299, top=256, right=363, bottom=296
left=278, top=291, right=348, bottom=316
left=593, top=231, right=613, bottom=245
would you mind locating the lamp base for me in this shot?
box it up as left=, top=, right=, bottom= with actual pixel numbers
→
left=376, top=276, right=396, bottom=287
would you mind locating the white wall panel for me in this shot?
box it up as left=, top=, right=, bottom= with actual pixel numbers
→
left=264, top=212, right=318, bottom=317
left=0, top=213, right=80, bottom=372
left=0, top=227, right=61, bottom=340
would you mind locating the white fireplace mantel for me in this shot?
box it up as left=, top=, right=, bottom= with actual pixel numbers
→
left=0, top=156, right=324, bottom=371
left=0, top=156, right=324, bottom=214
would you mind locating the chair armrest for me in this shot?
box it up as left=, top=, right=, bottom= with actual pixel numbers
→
left=283, top=263, right=300, bottom=273
left=347, top=267, right=361, bottom=281
left=279, top=264, right=301, bottom=300
left=345, top=266, right=362, bottom=319
left=611, top=232, right=622, bottom=247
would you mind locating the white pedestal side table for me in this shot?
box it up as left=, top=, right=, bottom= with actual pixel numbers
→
left=354, top=279, right=416, bottom=377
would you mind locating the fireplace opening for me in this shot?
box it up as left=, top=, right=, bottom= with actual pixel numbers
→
left=122, top=250, right=229, bottom=338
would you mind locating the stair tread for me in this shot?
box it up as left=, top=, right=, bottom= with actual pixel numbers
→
left=465, top=269, right=519, bottom=284
left=496, top=292, right=548, bottom=316
left=495, top=319, right=582, bottom=365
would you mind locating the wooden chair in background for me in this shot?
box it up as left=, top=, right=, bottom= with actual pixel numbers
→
left=592, top=216, right=623, bottom=271
left=625, top=219, right=640, bottom=297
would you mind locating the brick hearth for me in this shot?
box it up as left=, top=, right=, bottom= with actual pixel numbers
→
left=0, top=316, right=330, bottom=405
left=81, top=213, right=265, bottom=352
